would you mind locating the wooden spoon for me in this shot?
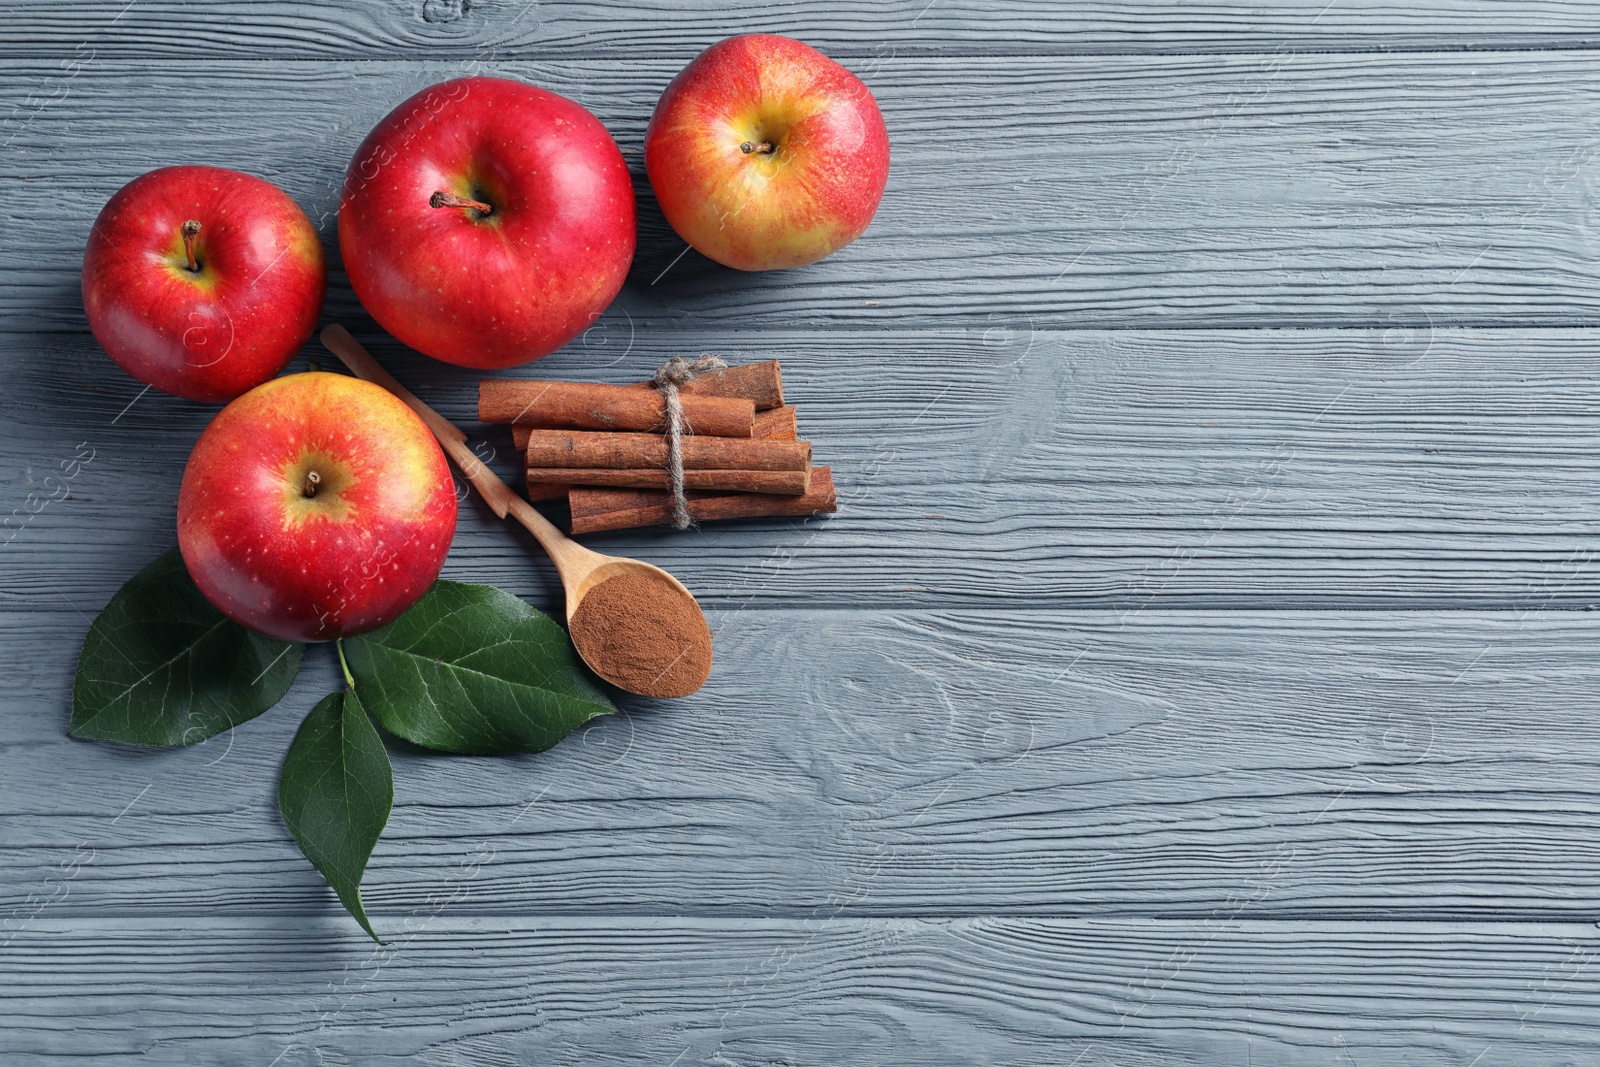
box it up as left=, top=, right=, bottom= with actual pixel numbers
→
left=320, top=325, right=712, bottom=698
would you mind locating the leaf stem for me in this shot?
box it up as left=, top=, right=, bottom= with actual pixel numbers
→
left=336, top=638, right=356, bottom=691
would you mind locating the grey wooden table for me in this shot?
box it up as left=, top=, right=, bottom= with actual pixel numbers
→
left=6, top=2, right=1600, bottom=1063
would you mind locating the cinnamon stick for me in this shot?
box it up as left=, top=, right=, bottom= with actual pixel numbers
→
left=517, top=406, right=800, bottom=502
left=480, top=380, right=754, bottom=437
left=617, top=360, right=784, bottom=411
left=525, top=467, right=811, bottom=495
left=513, top=404, right=797, bottom=450
left=568, top=468, right=838, bottom=534
left=524, top=482, right=572, bottom=503
left=751, top=404, right=798, bottom=441
left=524, top=430, right=811, bottom=473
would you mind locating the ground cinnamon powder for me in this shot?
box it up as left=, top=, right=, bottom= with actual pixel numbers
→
left=569, top=572, right=712, bottom=698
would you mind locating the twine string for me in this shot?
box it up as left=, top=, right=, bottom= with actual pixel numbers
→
left=653, top=354, right=727, bottom=529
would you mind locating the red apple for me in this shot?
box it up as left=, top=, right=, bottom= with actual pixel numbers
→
left=177, top=372, right=457, bottom=642
left=83, top=166, right=326, bottom=403
left=644, top=34, right=890, bottom=272
left=339, top=77, right=636, bottom=370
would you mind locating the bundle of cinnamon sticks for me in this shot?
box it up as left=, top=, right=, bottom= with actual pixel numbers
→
left=478, top=360, right=837, bottom=534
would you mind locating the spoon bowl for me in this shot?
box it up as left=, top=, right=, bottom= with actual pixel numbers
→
left=502, top=494, right=712, bottom=697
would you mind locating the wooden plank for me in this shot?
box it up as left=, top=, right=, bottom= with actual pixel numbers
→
left=4, top=916, right=1599, bottom=1064
left=4, top=1, right=1600, bottom=59
left=3, top=327, right=1599, bottom=610
left=4, top=53, right=1600, bottom=331
left=6, top=606, right=1600, bottom=919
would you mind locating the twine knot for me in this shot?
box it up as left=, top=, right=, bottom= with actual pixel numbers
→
left=654, top=354, right=727, bottom=529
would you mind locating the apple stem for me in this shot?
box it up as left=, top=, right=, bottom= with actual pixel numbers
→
left=430, top=191, right=493, bottom=216
left=304, top=470, right=321, bottom=498
left=180, top=219, right=202, bottom=272
left=740, top=141, right=775, bottom=155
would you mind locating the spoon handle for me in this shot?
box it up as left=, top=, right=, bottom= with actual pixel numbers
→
left=318, top=325, right=598, bottom=575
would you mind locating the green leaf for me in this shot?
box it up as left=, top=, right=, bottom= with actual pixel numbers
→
left=70, top=548, right=303, bottom=746
left=278, top=688, right=392, bottom=942
left=341, top=581, right=615, bottom=754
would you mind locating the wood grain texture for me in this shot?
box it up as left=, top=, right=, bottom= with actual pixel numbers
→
left=3, top=328, right=1599, bottom=610
left=5, top=52, right=1600, bottom=332
left=5, top=916, right=1600, bottom=1065
left=6, top=606, right=1600, bottom=920
left=4, top=1, right=1600, bottom=58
